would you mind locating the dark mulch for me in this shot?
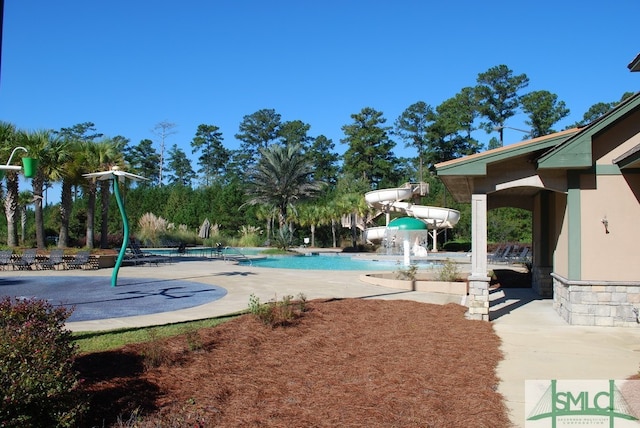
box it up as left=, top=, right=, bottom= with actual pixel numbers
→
left=75, top=299, right=511, bottom=427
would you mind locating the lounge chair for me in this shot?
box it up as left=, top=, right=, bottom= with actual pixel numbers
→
left=40, top=249, right=66, bottom=270
left=127, top=240, right=171, bottom=265
left=0, top=250, right=13, bottom=270
left=510, top=246, right=530, bottom=264
left=488, top=245, right=510, bottom=263
left=67, top=251, right=91, bottom=270
left=13, top=249, right=39, bottom=270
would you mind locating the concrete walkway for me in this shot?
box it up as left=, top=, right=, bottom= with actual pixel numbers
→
left=490, top=288, right=640, bottom=426
left=4, top=258, right=640, bottom=427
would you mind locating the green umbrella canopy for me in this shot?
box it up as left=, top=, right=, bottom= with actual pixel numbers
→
left=387, top=217, right=428, bottom=230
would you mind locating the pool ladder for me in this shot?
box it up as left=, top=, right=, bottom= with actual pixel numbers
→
left=222, top=247, right=252, bottom=265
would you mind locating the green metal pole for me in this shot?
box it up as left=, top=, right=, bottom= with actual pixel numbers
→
left=111, top=178, right=129, bottom=287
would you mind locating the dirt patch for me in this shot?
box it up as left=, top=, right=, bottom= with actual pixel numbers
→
left=75, top=299, right=511, bottom=427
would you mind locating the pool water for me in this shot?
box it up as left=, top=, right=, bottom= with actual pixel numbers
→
left=149, top=247, right=264, bottom=256
left=245, top=253, right=439, bottom=271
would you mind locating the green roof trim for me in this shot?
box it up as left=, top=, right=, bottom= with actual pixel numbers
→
left=436, top=130, right=577, bottom=177
left=537, top=93, right=640, bottom=169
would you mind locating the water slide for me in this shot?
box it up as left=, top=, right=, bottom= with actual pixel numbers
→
left=363, top=183, right=460, bottom=250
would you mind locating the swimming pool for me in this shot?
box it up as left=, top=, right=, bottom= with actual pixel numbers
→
left=244, top=253, right=440, bottom=271
left=149, top=247, right=264, bottom=256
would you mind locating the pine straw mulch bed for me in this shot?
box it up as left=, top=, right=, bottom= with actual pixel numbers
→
left=75, top=299, right=511, bottom=427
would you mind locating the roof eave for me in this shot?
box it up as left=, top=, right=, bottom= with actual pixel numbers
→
left=436, top=129, right=579, bottom=176
left=537, top=92, right=640, bottom=169
left=628, top=53, right=640, bottom=72
left=613, top=143, right=640, bottom=169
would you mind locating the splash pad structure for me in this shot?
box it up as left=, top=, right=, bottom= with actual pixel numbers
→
left=363, top=183, right=461, bottom=266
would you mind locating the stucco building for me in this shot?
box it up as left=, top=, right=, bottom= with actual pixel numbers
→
left=436, top=61, right=640, bottom=326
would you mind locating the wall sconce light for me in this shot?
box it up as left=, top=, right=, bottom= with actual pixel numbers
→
left=601, top=217, right=610, bottom=234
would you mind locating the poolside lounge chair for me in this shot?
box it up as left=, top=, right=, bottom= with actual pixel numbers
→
left=40, top=249, right=66, bottom=270
left=67, top=251, right=91, bottom=270
left=127, top=240, right=171, bottom=265
left=510, top=246, right=530, bottom=264
left=0, top=250, right=13, bottom=270
left=488, top=245, right=511, bottom=263
left=13, top=249, right=39, bottom=270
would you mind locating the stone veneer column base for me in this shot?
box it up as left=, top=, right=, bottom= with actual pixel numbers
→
left=532, top=266, right=553, bottom=297
left=465, top=275, right=491, bottom=321
left=552, top=273, right=640, bottom=327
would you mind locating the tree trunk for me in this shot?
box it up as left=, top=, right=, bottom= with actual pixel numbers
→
left=311, top=224, right=315, bottom=247
left=100, top=180, right=110, bottom=248
left=58, top=180, right=72, bottom=248
left=85, top=182, right=96, bottom=249
left=32, top=174, right=46, bottom=249
left=20, top=206, right=26, bottom=245
left=4, top=173, right=19, bottom=247
left=351, top=213, right=357, bottom=248
left=331, top=219, right=337, bottom=248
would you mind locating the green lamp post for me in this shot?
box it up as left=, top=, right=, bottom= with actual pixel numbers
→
left=83, top=166, right=148, bottom=287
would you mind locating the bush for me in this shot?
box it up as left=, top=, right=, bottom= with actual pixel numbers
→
left=395, top=264, right=418, bottom=281
left=442, top=240, right=471, bottom=252
left=237, top=225, right=263, bottom=247
left=436, top=259, right=463, bottom=282
left=0, top=297, right=86, bottom=427
left=248, top=293, right=307, bottom=327
left=272, top=228, right=294, bottom=251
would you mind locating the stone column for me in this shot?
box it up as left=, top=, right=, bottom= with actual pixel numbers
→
left=466, top=194, right=491, bottom=321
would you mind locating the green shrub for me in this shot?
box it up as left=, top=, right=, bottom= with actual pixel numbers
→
left=395, top=264, right=418, bottom=281
left=436, top=259, right=462, bottom=282
left=0, top=297, right=86, bottom=427
left=136, top=212, right=198, bottom=247
left=442, top=240, right=471, bottom=252
left=237, top=225, right=263, bottom=247
left=272, top=227, right=294, bottom=250
left=248, top=293, right=307, bottom=327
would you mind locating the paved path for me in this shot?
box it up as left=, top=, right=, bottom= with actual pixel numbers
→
left=491, top=288, right=640, bottom=426
left=3, top=258, right=640, bottom=427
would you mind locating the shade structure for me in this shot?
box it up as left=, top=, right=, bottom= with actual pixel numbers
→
left=387, top=216, right=428, bottom=231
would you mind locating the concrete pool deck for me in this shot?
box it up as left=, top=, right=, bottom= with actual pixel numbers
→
left=3, top=256, right=640, bottom=427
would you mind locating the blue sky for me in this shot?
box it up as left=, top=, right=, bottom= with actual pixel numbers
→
left=1, top=0, right=638, bottom=168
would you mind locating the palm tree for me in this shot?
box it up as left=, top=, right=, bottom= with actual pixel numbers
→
left=57, top=140, right=84, bottom=248
left=323, top=202, right=341, bottom=248
left=18, top=190, right=34, bottom=245
left=295, top=203, right=325, bottom=248
left=99, top=139, right=126, bottom=248
left=335, top=192, right=369, bottom=249
left=244, top=143, right=323, bottom=230
left=79, top=139, right=123, bottom=249
left=331, top=174, right=371, bottom=249
left=4, top=169, right=20, bottom=247
left=0, top=122, right=20, bottom=247
left=19, top=129, right=70, bottom=249
left=255, top=204, right=277, bottom=243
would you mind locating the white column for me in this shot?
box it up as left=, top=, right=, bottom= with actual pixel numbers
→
left=466, top=194, right=491, bottom=321
left=471, top=194, right=488, bottom=276
left=403, top=238, right=411, bottom=266
left=431, top=229, right=438, bottom=252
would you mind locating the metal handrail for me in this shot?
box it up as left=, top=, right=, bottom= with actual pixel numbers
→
left=222, top=247, right=251, bottom=265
